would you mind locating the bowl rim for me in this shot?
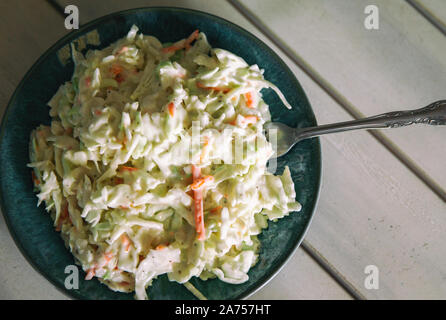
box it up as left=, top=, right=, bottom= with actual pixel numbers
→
left=0, top=6, right=322, bottom=300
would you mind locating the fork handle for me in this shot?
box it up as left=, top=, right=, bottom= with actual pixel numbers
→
left=298, top=100, right=446, bottom=140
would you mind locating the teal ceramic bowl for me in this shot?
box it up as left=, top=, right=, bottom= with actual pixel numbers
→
left=0, top=7, right=321, bottom=300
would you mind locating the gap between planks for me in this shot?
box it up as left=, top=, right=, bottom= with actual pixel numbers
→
left=406, top=0, right=446, bottom=36
left=301, top=240, right=366, bottom=300
left=227, top=0, right=446, bottom=299
left=45, top=0, right=359, bottom=300
left=227, top=0, right=446, bottom=203
left=47, top=0, right=67, bottom=16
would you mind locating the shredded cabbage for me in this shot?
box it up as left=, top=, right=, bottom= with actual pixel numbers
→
left=28, top=25, right=302, bottom=300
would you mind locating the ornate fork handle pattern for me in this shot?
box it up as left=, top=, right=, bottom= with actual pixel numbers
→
left=269, top=100, right=446, bottom=158
left=368, top=100, right=446, bottom=128
left=294, top=100, right=446, bottom=144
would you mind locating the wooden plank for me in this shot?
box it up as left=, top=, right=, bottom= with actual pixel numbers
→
left=238, top=0, right=446, bottom=193
left=419, top=0, right=446, bottom=18
left=292, top=61, right=446, bottom=299
left=0, top=0, right=68, bottom=300
left=249, top=248, right=352, bottom=300
left=0, top=1, right=67, bottom=118
left=55, top=0, right=446, bottom=299
left=231, top=0, right=446, bottom=298
left=412, top=0, right=446, bottom=31
left=0, top=217, right=68, bottom=299
left=0, top=0, right=349, bottom=300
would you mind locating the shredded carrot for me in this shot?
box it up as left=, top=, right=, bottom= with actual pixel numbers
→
left=243, top=115, right=258, bottom=124
left=85, top=267, right=96, bottom=280
left=110, top=65, right=123, bottom=76
left=244, top=92, right=254, bottom=108
left=31, top=171, right=40, bottom=185
left=196, top=82, right=207, bottom=90
left=86, top=253, right=113, bottom=275
left=210, top=206, right=223, bottom=214
left=85, top=252, right=113, bottom=280
left=167, top=102, right=175, bottom=117
left=162, top=42, right=184, bottom=54
left=196, top=82, right=230, bottom=94
left=121, top=234, right=132, bottom=252
left=190, top=175, right=214, bottom=190
left=185, top=29, right=199, bottom=50
left=110, top=65, right=125, bottom=83
left=104, top=251, right=113, bottom=263
left=116, top=46, right=128, bottom=55
left=85, top=76, right=91, bottom=88
left=155, top=244, right=166, bottom=250
left=162, top=30, right=200, bottom=53
left=191, top=164, right=201, bottom=181
left=191, top=165, right=206, bottom=240
left=230, top=115, right=258, bottom=126
left=56, top=204, right=69, bottom=232
left=120, top=166, right=138, bottom=172
left=194, top=189, right=205, bottom=240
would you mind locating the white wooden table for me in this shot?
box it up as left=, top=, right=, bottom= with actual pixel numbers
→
left=0, top=0, right=445, bottom=300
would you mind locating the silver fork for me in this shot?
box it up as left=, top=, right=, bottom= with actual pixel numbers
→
left=265, top=100, right=446, bottom=158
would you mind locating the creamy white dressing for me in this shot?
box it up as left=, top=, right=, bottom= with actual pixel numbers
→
left=28, top=25, right=301, bottom=300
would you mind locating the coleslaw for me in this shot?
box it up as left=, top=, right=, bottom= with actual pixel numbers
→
left=28, top=25, right=301, bottom=300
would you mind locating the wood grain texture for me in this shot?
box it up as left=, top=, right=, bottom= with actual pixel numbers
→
left=249, top=248, right=351, bottom=300
left=233, top=0, right=446, bottom=298
left=0, top=214, right=68, bottom=299
left=238, top=0, right=446, bottom=192
left=0, top=0, right=350, bottom=300
left=0, top=0, right=67, bottom=119
left=54, top=0, right=446, bottom=299
left=0, top=0, right=68, bottom=300
left=414, top=0, right=446, bottom=27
